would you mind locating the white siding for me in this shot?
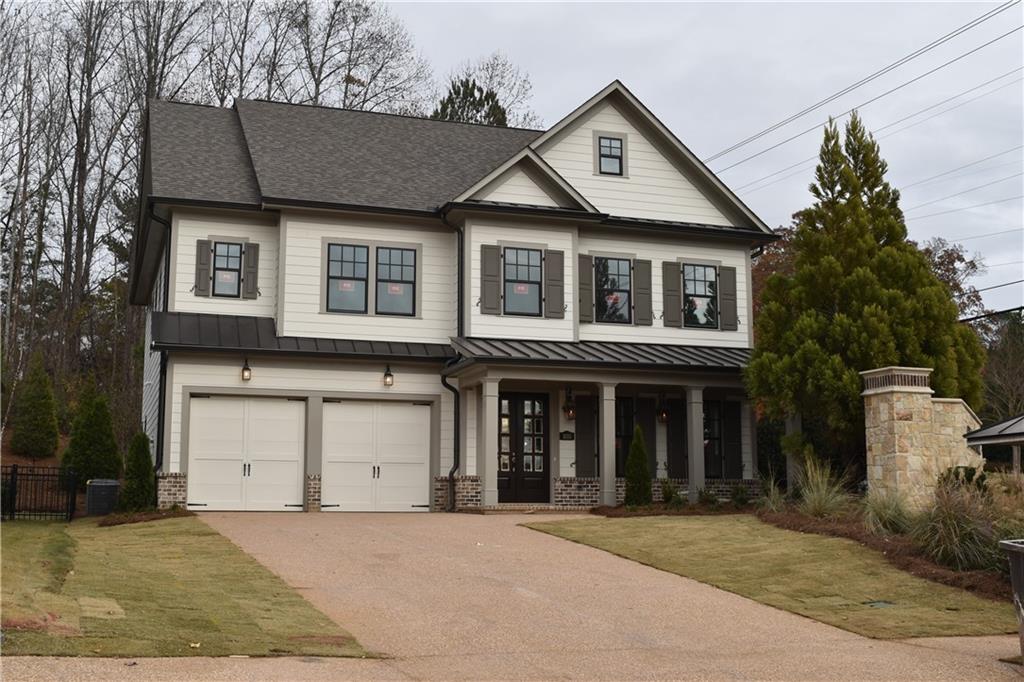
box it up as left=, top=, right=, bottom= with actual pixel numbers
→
left=477, top=167, right=561, bottom=207
left=578, top=231, right=751, bottom=348
left=539, top=102, right=734, bottom=225
left=279, top=213, right=456, bottom=344
left=165, top=355, right=454, bottom=474
left=462, top=386, right=477, bottom=476
left=141, top=254, right=165, bottom=453
left=169, top=211, right=279, bottom=317
left=467, top=218, right=575, bottom=341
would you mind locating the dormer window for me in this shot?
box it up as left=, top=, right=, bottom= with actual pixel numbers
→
left=598, top=136, right=624, bottom=176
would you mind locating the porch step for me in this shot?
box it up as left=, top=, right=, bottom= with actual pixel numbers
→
left=463, top=504, right=595, bottom=514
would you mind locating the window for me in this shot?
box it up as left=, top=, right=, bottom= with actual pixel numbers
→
left=683, top=263, right=718, bottom=328
left=598, top=136, right=623, bottom=176
left=376, top=247, right=416, bottom=316
left=326, top=244, right=368, bottom=313
left=213, top=242, right=243, bottom=297
left=594, top=257, right=631, bottom=323
left=503, top=247, right=542, bottom=316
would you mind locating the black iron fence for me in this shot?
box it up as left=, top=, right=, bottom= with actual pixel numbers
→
left=1, top=465, right=77, bottom=521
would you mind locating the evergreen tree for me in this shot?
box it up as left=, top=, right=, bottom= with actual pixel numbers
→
left=10, top=352, right=59, bottom=460
left=430, top=77, right=508, bottom=126
left=120, top=432, right=155, bottom=511
left=62, top=380, right=122, bottom=488
left=624, top=425, right=652, bottom=506
left=747, top=113, right=984, bottom=470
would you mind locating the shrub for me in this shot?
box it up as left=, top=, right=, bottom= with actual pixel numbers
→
left=624, top=425, right=652, bottom=506
left=758, top=474, right=786, bottom=512
left=697, top=488, right=718, bottom=506
left=660, top=479, right=675, bottom=504
left=731, top=484, right=750, bottom=508
left=667, top=492, right=686, bottom=510
left=62, top=385, right=121, bottom=489
left=862, top=488, right=910, bottom=536
left=909, top=485, right=1000, bottom=572
left=120, top=433, right=155, bottom=511
left=9, top=352, right=59, bottom=460
left=938, top=466, right=988, bottom=495
left=796, top=456, right=851, bottom=519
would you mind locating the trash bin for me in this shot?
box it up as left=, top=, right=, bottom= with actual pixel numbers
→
left=86, top=479, right=120, bottom=516
left=1000, top=539, right=1024, bottom=661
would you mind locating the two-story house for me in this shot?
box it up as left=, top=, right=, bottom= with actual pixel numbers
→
left=129, top=81, right=775, bottom=513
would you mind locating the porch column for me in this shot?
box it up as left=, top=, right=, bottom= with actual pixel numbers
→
left=599, top=382, right=617, bottom=506
left=686, top=386, right=705, bottom=504
left=1014, top=444, right=1021, bottom=476
left=480, top=377, right=500, bottom=506
left=741, top=399, right=755, bottom=479
left=784, top=413, right=802, bottom=489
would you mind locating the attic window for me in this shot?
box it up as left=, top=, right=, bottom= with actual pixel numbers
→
left=598, top=136, right=624, bottom=176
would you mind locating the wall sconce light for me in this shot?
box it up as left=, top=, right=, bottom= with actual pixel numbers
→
left=562, top=387, right=576, bottom=421
left=657, top=402, right=669, bottom=423
left=241, top=358, right=252, bottom=382
left=383, top=364, right=394, bottom=387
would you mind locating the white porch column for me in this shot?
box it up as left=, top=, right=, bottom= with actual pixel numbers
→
left=599, top=383, right=617, bottom=506
left=741, top=400, right=755, bottom=479
left=479, top=377, right=500, bottom=506
left=686, top=386, right=705, bottom=504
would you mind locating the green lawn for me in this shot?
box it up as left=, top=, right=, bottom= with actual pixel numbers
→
left=1, top=517, right=365, bottom=657
left=527, top=515, right=1017, bottom=639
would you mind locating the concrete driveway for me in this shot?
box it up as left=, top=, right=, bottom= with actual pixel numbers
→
left=5, top=512, right=1018, bottom=681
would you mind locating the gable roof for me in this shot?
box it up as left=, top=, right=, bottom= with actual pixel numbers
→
left=964, top=413, right=1024, bottom=446
left=453, top=147, right=598, bottom=212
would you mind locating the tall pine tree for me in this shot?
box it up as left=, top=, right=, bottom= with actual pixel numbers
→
left=10, top=352, right=60, bottom=460
left=747, top=114, right=984, bottom=470
left=430, top=78, right=508, bottom=127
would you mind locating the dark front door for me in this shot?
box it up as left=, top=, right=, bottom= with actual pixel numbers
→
left=498, top=394, right=550, bottom=503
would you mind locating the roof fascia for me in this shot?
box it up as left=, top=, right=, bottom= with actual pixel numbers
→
left=151, top=342, right=454, bottom=362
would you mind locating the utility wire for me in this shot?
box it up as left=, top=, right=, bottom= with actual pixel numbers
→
left=959, top=306, right=1023, bottom=323
left=986, top=260, right=1024, bottom=268
left=877, top=76, right=1023, bottom=140
left=944, top=227, right=1024, bottom=242
left=900, top=145, right=1023, bottom=189
left=704, top=0, right=1021, bottom=162
left=715, top=25, right=1024, bottom=174
left=903, top=172, right=1024, bottom=211
left=905, top=195, right=1024, bottom=220
left=961, top=279, right=1024, bottom=295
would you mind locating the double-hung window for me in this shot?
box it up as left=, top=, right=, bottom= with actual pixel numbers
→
left=213, top=242, right=243, bottom=297
left=326, top=244, right=368, bottom=313
left=376, top=247, right=416, bottom=316
left=598, top=136, right=624, bottom=176
left=503, top=247, right=542, bottom=316
left=683, top=263, right=719, bottom=328
left=594, top=256, right=631, bottom=323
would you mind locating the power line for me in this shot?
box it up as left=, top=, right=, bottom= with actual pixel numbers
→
left=715, top=25, right=1024, bottom=174
left=877, top=76, right=1024, bottom=140
left=987, top=259, right=1024, bottom=268
left=704, top=0, right=1022, bottom=162
left=905, top=195, right=1024, bottom=220
left=944, top=227, right=1024, bottom=242
left=965, top=279, right=1024, bottom=295
left=959, top=306, right=1023, bottom=323
left=903, top=172, right=1024, bottom=211
left=900, top=145, right=1023, bottom=189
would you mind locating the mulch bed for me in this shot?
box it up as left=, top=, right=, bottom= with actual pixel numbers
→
left=97, top=507, right=194, bottom=527
left=757, top=508, right=1011, bottom=602
left=592, top=503, right=754, bottom=518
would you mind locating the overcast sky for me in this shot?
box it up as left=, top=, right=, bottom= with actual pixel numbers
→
left=392, top=1, right=1024, bottom=312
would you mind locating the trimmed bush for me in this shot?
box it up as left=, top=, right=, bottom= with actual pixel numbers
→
left=862, top=488, right=910, bottom=536
left=660, top=479, right=675, bottom=504
left=796, top=456, right=851, bottom=519
left=731, top=484, right=750, bottom=508
left=624, top=425, right=652, bottom=506
left=120, top=433, right=155, bottom=511
left=9, top=352, right=59, bottom=460
left=62, top=385, right=121, bottom=489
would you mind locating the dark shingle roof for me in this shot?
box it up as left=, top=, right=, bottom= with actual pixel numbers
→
left=148, top=101, right=261, bottom=206
left=447, top=337, right=750, bottom=372
left=152, top=312, right=454, bottom=361
left=965, top=413, right=1024, bottom=445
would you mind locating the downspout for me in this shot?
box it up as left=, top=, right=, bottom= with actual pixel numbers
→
left=149, top=205, right=172, bottom=472
left=440, top=210, right=465, bottom=511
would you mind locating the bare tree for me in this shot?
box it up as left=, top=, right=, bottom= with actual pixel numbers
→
left=451, top=51, right=541, bottom=128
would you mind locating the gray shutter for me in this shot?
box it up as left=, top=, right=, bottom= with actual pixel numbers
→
left=719, top=266, right=738, bottom=331
left=241, top=242, right=260, bottom=299
left=578, top=254, right=593, bottom=323
left=662, top=261, right=682, bottom=328
left=194, top=239, right=212, bottom=297
left=544, top=249, right=564, bottom=319
left=633, top=259, right=652, bottom=326
left=480, top=244, right=501, bottom=315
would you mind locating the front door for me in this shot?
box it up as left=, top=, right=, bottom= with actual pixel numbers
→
left=498, top=394, right=549, bottom=503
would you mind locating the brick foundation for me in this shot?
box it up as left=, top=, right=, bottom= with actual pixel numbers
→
left=553, top=477, right=601, bottom=506
left=616, top=477, right=762, bottom=505
left=432, top=475, right=482, bottom=510
left=156, top=472, right=187, bottom=510
left=305, top=474, right=322, bottom=512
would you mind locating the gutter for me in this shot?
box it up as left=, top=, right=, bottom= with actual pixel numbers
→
left=440, top=359, right=461, bottom=512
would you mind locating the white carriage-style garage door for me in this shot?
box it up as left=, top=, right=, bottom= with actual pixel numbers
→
left=321, top=401, right=431, bottom=512
left=186, top=396, right=305, bottom=511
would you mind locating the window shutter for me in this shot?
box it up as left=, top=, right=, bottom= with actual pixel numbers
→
left=577, top=254, right=593, bottom=323
left=661, top=261, right=682, bottom=328
left=719, top=266, right=738, bottom=331
left=194, top=239, right=212, bottom=297
left=480, top=244, right=501, bottom=315
left=241, top=242, right=260, bottom=300
left=544, top=249, right=564, bottom=319
left=633, top=259, right=652, bottom=326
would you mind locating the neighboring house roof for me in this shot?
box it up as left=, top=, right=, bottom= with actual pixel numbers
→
left=446, top=336, right=750, bottom=373
left=151, top=311, right=454, bottom=361
left=964, top=413, right=1024, bottom=446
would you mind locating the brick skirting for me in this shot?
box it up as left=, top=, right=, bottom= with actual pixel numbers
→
left=616, top=477, right=763, bottom=505
left=553, top=477, right=601, bottom=506
left=432, top=475, right=482, bottom=510
left=305, top=474, right=322, bottom=512
left=156, top=472, right=187, bottom=510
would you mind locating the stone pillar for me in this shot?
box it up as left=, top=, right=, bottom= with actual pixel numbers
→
left=599, top=383, right=617, bottom=506
left=686, top=386, right=705, bottom=504
left=479, top=377, right=500, bottom=506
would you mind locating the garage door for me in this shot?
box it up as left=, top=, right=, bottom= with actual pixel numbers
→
left=186, top=396, right=305, bottom=511
left=321, top=401, right=431, bottom=512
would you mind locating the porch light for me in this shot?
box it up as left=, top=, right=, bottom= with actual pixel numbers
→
left=383, top=365, right=394, bottom=387
left=657, top=403, right=670, bottom=423
left=241, top=358, right=252, bottom=382
left=562, top=387, right=576, bottom=421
